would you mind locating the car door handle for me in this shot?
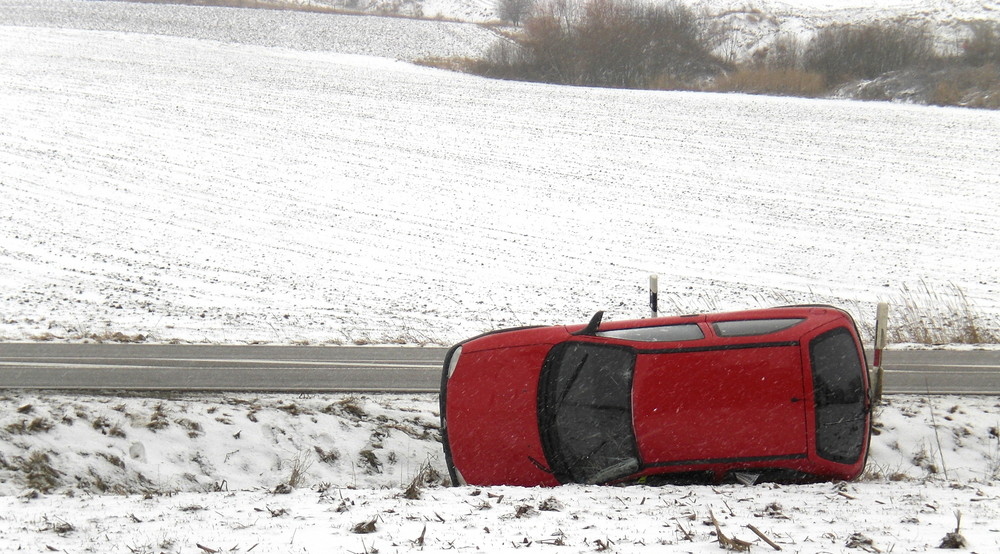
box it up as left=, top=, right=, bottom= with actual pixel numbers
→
left=791, top=397, right=802, bottom=403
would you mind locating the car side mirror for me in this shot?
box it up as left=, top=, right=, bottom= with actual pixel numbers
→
left=572, top=311, right=605, bottom=336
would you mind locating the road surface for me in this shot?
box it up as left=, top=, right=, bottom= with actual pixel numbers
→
left=0, top=343, right=998, bottom=394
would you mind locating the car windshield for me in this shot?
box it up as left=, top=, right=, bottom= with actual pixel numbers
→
left=538, top=342, right=640, bottom=484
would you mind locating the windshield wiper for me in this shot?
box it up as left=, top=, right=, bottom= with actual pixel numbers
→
left=584, top=458, right=640, bottom=485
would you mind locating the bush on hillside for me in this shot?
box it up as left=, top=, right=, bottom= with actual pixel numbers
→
left=930, top=64, right=1000, bottom=108
left=803, top=21, right=936, bottom=83
left=962, top=21, right=1000, bottom=67
left=469, top=0, right=724, bottom=88
left=759, top=34, right=806, bottom=70
left=445, top=6, right=1000, bottom=109
left=496, top=0, right=535, bottom=26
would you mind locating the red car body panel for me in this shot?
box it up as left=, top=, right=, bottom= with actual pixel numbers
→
left=440, top=306, right=871, bottom=487
left=632, top=345, right=809, bottom=463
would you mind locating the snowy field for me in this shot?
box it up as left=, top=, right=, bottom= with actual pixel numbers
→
left=2, top=1, right=1000, bottom=346
left=0, top=0, right=499, bottom=61
left=0, top=392, right=998, bottom=552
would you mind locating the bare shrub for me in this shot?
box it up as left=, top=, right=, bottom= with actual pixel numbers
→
left=470, top=0, right=723, bottom=88
left=931, top=80, right=964, bottom=106
left=517, top=10, right=573, bottom=82
left=965, top=87, right=1000, bottom=109
left=571, top=0, right=720, bottom=87
left=22, top=451, right=61, bottom=492
left=496, top=0, right=534, bottom=26
left=804, top=21, right=936, bottom=83
left=962, top=20, right=1000, bottom=67
left=930, top=64, right=1000, bottom=108
left=762, top=34, right=806, bottom=70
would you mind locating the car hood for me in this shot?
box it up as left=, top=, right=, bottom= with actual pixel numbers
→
left=444, top=343, right=559, bottom=486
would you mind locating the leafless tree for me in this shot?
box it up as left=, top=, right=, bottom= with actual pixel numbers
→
left=496, top=0, right=535, bottom=26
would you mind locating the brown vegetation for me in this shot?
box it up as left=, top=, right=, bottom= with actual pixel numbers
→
left=459, top=1, right=1000, bottom=109
left=711, top=68, right=826, bottom=97
left=472, top=0, right=725, bottom=88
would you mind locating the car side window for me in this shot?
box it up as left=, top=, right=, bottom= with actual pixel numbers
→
left=712, top=318, right=805, bottom=337
left=597, top=324, right=704, bottom=342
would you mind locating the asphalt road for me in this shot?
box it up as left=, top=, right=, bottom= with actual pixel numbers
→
left=0, top=343, right=444, bottom=392
left=0, top=343, right=998, bottom=394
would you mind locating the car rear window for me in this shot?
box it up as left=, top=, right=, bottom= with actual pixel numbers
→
left=809, top=327, right=867, bottom=464
left=597, top=324, right=704, bottom=342
left=712, top=318, right=805, bottom=337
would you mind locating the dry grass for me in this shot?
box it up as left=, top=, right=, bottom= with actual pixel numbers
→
left=711, top=68, right=827, bottom=97
left=285, top=450, right=314, bottom=489
left=888, top=282, right=999, bottom=345
left=658, top=281, right=998, bottom=345
left=147, top=403, right=170, bottom=430
left=987, top=426, right=1000, bottom=481
left=930, top=64, right=1000, bottom=108
left=5, top=417, right=53, bottom=435
left=22, top=451, right=61, bottom=493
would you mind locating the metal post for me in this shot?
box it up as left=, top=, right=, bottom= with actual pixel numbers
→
left=872, top=302, right=888, bottom=404
left=649, top=274, right=659, bottom=318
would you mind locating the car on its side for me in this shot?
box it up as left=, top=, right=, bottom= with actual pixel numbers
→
left=440, top=305, right=876, bottom=487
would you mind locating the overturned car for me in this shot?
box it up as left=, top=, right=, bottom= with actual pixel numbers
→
left=440, top=305, right=885, bottom=487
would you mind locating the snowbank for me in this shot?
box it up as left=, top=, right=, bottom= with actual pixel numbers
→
left=1, top=393, right=998, bottom=552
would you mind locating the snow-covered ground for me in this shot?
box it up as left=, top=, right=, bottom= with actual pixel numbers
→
left=1, top=392, right=998, bottom=552
left=1, top=2, right=1000, bottom=551
left=2, top=1, right=999, bottom=346
left=0, top=0, right=500, bottom=60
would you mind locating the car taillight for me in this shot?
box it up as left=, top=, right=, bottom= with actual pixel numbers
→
left=447, top=346, right=463, bottom=379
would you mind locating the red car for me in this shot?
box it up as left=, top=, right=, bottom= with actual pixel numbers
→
left=440, top=306, right=876, bottom=487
